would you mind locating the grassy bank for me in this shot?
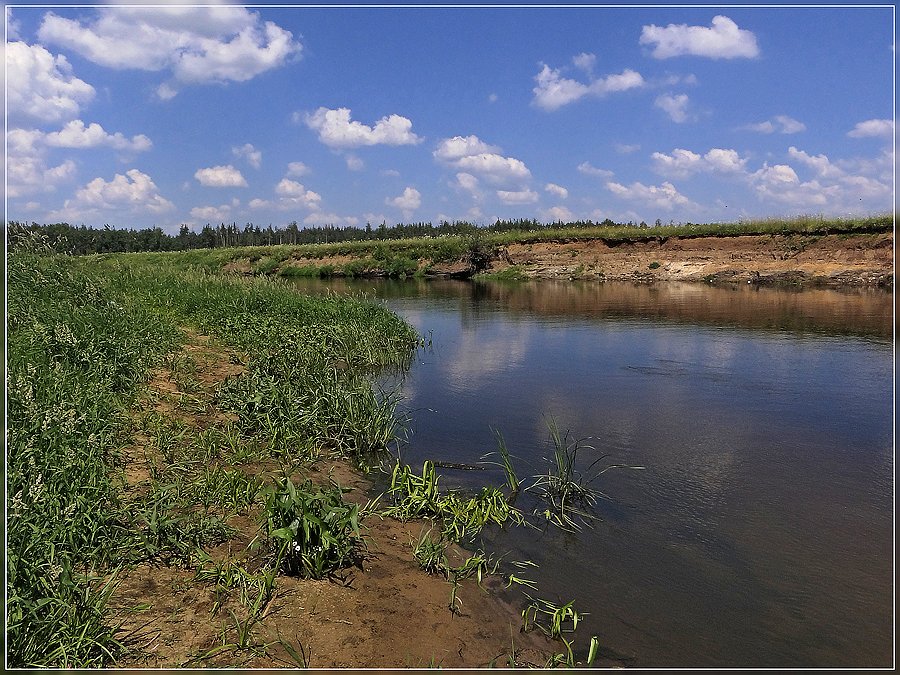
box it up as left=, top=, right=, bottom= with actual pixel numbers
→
left=7, top=242, right=599, bottom=667
left=6, top=242, right=418, bottom=667
left=127, top=213, right=892, bottom=281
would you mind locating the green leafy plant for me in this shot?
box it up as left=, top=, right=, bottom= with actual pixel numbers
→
left=260, top=476, right=363, bottom=579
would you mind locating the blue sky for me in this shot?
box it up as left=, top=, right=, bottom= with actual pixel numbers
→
left=6, top=4, right=895, bottom=233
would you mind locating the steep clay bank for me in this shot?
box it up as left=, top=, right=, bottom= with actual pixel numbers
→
left=492, top=232, right=893, bottom=286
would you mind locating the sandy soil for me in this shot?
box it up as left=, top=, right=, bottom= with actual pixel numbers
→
left=106, top=331, right=560, bottom=669
left=494, top=232, right=893, bottom=286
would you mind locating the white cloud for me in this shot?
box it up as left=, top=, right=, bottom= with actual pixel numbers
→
left=345, top=155, right=364, bottom=171
left=488, top=93, right=499, bottom=103
left=455, top=172, right=481, bottom=195
left=606, top=180, right=693, bottom=210
left=7, top=156, right=76, bottom=198
left=541, top=205, right=575, bottom=222
left=787, top=147, right=843, bottom=179
left=434, top=135, right=531, bottom=186
left=286, top=161, right=311, bottom=177
left=304, top=107, right=422, bottom=149
left=44, top=120, right=152, bottom=152
left=640, top=15, right=759, bottom=60
left=532, top=62, right=644, bottom=111
left=434, top=135, right=500, bottom=162
left=742, top=115, right=806, bottom=134
left=190, top=203, right=232, bottom=222
left=577, top=161, right=614, bottom=178
left=497, top=189, right=539, bottom=205
left=615, top=143, right=641, bottom=154
left=53, top=169, right=175, bottom=219
left=847, top=119, right=893, bottom=138
left=544, top=183, right=569, bottom=199
left=386, top=187, right=422, bottom=218
left=454, top=154, right=531, bottom=183
left=274, top=178, right=322, bottom=209
left=38, top=7, right=300, bottom=98
left=572, top=52, right=596, bottom=74
left=655, top=93, right=690, bottom=123
left=232, top=143, right=261, bottom=169
left=7, top=41, right=95, bottom=122
left=381, top=168, right=401, bottom=177
left=652, top=147, right=748, bottom=178
left=194, top=164, right=248, bottom=187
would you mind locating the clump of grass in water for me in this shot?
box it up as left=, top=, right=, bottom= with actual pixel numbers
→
left=383, top=460, right=523, bottom=542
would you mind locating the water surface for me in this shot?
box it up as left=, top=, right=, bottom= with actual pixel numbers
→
left=290, top=278, right=893, bottom=668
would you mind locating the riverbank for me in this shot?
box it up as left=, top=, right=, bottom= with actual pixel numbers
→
left=212, top=219, right=893, bottom=288
left=7, top=250, right=570, bottom=668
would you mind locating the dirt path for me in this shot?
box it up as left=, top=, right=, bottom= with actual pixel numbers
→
left=106, top=330, right=559, bottom=668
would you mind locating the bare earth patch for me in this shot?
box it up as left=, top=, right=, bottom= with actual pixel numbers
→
left=106, top=329, right=558, bottom=668
left=497, top=232, right=893, bottom=285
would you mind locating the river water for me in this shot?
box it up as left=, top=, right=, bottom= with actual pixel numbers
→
left=289, top=278, right=893, bottom=668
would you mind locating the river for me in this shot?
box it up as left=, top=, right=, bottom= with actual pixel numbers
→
left=288, top=277, right=893, bottom=668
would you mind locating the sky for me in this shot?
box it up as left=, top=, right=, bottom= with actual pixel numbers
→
left=5, top=3, right=895, bottom=233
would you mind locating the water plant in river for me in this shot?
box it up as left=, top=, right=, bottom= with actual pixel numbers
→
left=383, top=460, right=523, bottom=541
left=526, top=418, right=644, bottom=531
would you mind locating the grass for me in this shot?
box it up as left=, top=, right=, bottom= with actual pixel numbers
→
left=6, top=234, right=419, bottom=667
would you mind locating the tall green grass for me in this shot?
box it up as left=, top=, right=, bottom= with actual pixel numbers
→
left=7, top=244, right=418, bottom=667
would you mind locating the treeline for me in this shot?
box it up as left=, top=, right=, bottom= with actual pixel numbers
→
left=5, top=217, right=633, bottom=255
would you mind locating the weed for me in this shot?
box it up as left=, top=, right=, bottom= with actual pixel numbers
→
left=259, top=475, right=363, bottom=579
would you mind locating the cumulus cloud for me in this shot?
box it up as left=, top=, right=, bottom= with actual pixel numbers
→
left=194, top=165, right=248, bottom=188
left=44, top=120, right=152, bottom=152
left=345, top=155, right=364, bottom=171
left=577, top=161, right=614, bottom=178
left=434, top=135, right=531, bottom=186
left=190, top=203, right=233, bottom=222
left=454, top=172, right=481, bottom=196
left=286, top=161, right=311, bottom=177
left=742, top=115, right=806, bottom=134
left=847, top=119, right=893, bottom=138
left=540, top=206, right=575, bottom=222
left=7, top=41, right=95, bottom=122
left=532, top=60, right=644, bottom=111
left=655, top=93, right=690, bottom=123
left=38, top=6, right=300, bottom=98
left=53, top=169, right=175, bottom=219
left=640, top=15, right=759, bottom=59
left=274, top=178, right=322, bottom=209
left=232, top=143, right=261, bottom=169
left=386, top=187, right=422, bottom=218
left=606, top=180, right=694, bottom=210
left=652, top=147, right=748, bottom=178
left=7, top=156, right=76, bottom=198
left=434, top=135, right=501, bottom=162
left=787, top=146, right=843, bottom=179
left=544, top=183, right=568, bottom=199
left=304, top=107, right=422, bottom=149
left=496, top=189, right=539, bottom=205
